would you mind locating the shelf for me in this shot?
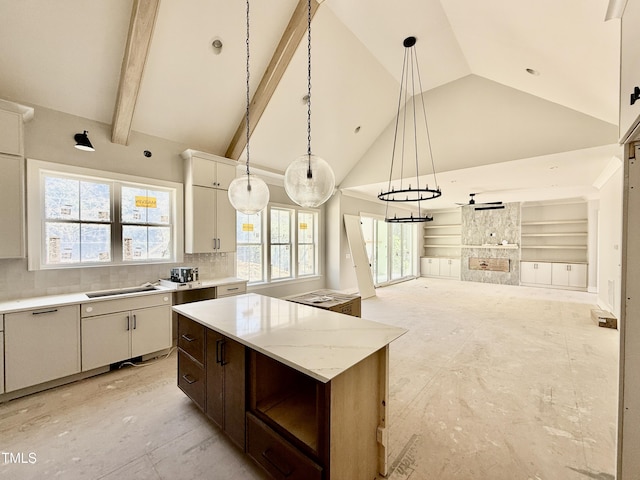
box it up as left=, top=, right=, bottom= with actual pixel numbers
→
left=521, top=233, right=587, bottom=237
left=423, top=235, right=461, bottom=239
left=521, top=219, right=587, bottom=226
left=424, top=224, right=460, bottom=229
left=521, top=245, right=587, bottom=250
left=424, top=244, right=461, bottom=248
left=461, top=244, right=519, bottom=249
left=256, top=383, right=319, bottom=452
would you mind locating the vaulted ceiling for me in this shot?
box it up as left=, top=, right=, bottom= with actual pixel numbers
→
left=0, top=0, right=622, bottom=208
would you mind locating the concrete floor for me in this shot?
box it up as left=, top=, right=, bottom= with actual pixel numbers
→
left=0, top=278, right=619, bottom=479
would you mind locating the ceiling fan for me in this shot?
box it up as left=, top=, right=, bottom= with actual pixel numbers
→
left=456, top=193, right=505, bottom=211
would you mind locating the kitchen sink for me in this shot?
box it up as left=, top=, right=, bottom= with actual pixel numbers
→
left=85, top=285, right=158, bottom=298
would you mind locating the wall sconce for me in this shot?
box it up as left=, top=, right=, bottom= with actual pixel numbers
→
left=74, top=130, right=95, bottom=151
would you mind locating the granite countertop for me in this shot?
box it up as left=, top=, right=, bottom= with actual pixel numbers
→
left=0, top=277, right=246, bottom=315
left=173, top=293, right=407, bottom=383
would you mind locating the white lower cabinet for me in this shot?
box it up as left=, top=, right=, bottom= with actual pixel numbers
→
left=4, top=305, right=81, bottom=392
left=520, top=262, right=552, bottom=286
left=521, top=261, right=586, bottom=289
left=81, top=294, right=172, bottom=371
left=420, top=257, right=440, bottom=277
left=551, top=263, right=587, bottom=288
left=439, top=258, right=461, bottom=278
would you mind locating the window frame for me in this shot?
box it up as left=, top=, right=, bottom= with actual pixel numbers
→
left=236, top=203, right=321, bottom=285
left=27, top=159, right=184, bottom=271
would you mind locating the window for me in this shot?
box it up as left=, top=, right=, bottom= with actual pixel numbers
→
left=236, top=211, right=265, bottom=283
left=236, top=205, right=319, bottom=285
left=27, top=159, right=183, bottom=270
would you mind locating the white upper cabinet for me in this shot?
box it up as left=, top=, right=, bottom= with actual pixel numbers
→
left=0, top=109, right=23, bottom=156
left=620, top=0, right=640, bottom=141
left=182, top=149, right=238, bottom=254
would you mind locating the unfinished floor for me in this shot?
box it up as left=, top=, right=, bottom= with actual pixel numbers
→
left=0, top=278, right=619, bottom=480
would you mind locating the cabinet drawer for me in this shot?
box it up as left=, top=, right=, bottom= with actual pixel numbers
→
left=178, top=315, right=205, bottom=364
left=247, top=413, right=322, bottom=480
left=178, top=350, right=205, bottom=411
left=217, top=282, right=246, bottom=297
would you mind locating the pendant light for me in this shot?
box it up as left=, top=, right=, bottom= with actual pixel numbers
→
left=378, top=36, right=441, bottom=223
left=283, top=0, right=335, bottom=208
left=228, top=0, right=270, bottom=215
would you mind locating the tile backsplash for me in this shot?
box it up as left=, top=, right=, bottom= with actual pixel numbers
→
left=0, top=253, right=235, bottom=302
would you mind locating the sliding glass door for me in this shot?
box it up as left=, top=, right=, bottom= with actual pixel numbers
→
left=361, top=215, right=415, bottom=286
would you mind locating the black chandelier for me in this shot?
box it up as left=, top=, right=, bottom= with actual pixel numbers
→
left=378, top=36, right=441, bottom=223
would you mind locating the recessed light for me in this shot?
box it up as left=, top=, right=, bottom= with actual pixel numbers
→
left=526, top=68, right=540, bottom=76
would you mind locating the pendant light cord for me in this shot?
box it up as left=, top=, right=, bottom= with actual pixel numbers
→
left=245, top=0, right=251, bottom=177
left=306, top=0, right=313, bottom=177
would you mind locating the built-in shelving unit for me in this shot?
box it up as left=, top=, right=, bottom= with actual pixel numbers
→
left=422, top=209, right=462, bottom=258
left=520, top=202, right=588, bottom=263
left=520, top=201, right=588, bottom=290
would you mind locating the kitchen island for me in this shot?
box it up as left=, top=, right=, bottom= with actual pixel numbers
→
left=173, top=293, right=406, bottom=480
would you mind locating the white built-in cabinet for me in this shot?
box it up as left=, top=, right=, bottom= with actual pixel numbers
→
left=551, top=263, right=588, bottom=288
left=81, top=293, right=172, bottom=371
left=4, top=305, right=81, bottom=392
left=520, top=261, right=552, bottom=286
left=620, top=0, right=640, bottom=142
left=420, top=257, right=460, bottom=279
left=182, top=149, right=237, bottom=254
left=0, top=101, right=33, bottom=259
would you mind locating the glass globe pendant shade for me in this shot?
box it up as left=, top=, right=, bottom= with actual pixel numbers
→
left=227, top=173, right=270, bottom=214
left=284, top=154, right=335, bottom=208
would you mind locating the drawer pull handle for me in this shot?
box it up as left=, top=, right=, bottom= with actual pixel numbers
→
left=226, top=287, right=239, bottom=291
left=262, top=448, right=293, bottom=477
left=32, top=309, right=58, bottom=315
left=181, top=374, right=196, bottom=385
left=133, top=314, right=137, bottom=330
left=181, top=334, right=196, bottom=342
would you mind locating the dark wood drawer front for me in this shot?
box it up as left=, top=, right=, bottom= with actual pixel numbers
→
left=178, top=350, right=205, bottom=411
left=247, top=413, right=322, bottom=480
left=178, top=315, right=205, bottom=364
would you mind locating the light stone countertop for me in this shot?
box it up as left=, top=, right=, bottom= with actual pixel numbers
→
left=0, top=277, right=246, bottom=315
left=173, top=293, right=407, bottom=383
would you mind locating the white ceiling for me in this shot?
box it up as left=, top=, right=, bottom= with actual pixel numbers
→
left=0, top=0, right=623, bottom=209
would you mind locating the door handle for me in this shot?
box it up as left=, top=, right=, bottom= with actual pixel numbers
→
left=216, top=339, right=222, bottom=364
left=32, top=309, right=58, bottom=315
left=126, top=315, right=130, bottom=331
left=181, top=334, right=196, bottom=342
left=133, top=314, right=137, bottom=330
left=181, top=374, right=196, bottom=385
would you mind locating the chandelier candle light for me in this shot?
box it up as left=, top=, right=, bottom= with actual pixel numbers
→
left=228, top=0, right=270, bottom=215
left=283, top=0, right=335, bottom=208
left=378, top=36, right=441, bottom=223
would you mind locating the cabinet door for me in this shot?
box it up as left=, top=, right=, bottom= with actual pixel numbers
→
left=424, top=257, right=440, bottom=276
left=0, top=154, right=24, bottom=258
left=438, top=258, right=450, bottom=276
left=191, top=156, right=218, bottom=188
left=449, top=258, right=461, bottom=278
left=520, top=262, right=536, bottom=284
left=215, top=162, right=236, bottom=190
left=567, top=263, right=588, bottom=288
left=131, top=305, right=172, bottom=358
left=551, top=263, right=570, bottom=286
left=216, top=189, right=236, bottom=253
left=536, top=262, right=552, bottom=285
left=206, top=329, right=224, bottom=429
left=420, top=258, right=429, bottom=277
left=5, top=305, right=81, bottom=392
left=190, top=186, right=217, bottom=253
left=82, top=312, right=131, bottom=371
left=0, top=109, right=23, bottom=156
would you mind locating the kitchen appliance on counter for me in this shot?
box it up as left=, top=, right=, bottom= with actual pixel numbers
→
left=170, top=267, right=198, bottom=283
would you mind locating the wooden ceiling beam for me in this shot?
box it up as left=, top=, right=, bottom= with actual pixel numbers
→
left=111, top=0, right=160, bottom=146
left=225, top=0, right=320, bottom=160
